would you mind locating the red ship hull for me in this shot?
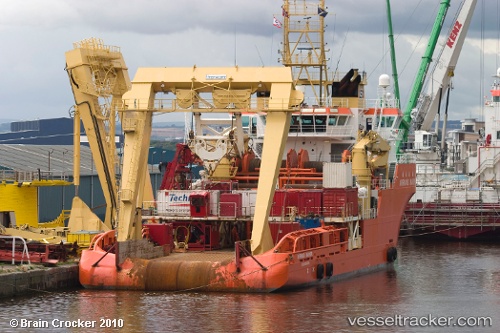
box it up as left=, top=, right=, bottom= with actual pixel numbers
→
left=79, top=163, right=415, bottom=292
left=405, top=202, right=500, bottom=239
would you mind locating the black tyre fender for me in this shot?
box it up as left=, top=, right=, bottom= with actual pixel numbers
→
left=387, top=247, right=397, bottom=263
left=325, top=262, right=334, bottom=277
left=316, top=263, right=325, bottom=279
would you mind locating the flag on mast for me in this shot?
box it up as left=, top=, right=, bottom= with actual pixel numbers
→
left=273, top=16, right=282, bottom=28
left=318, top=7, right=328, bottom=17
left=281, top=5, right=289, bottom=18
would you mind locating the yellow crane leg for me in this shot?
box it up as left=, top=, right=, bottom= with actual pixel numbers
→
left=116, top=110, right=154, bottom=242
left=251, top=111, right=291, bottom=254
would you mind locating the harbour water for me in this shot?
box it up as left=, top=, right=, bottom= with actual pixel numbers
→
left=0, top=237, right=498, bottom=332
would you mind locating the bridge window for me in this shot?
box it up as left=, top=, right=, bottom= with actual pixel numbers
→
left=337, top=116, right=347, bottom=126
left=387, top=116, right=395, bottom=127
left=380, top=116, right=395, bottom=128
left=328, top=116, right=348, bottom=126
left=251, top=116, right=258, bottom=134
left=241, top=115, right=249, bottom=127
left=301, top=116, right=314, bottom=132
left=423, top=134, right=432, bottom=147
left=290, top=116, right=301, bottom=132
left=315, top=116, right=326, bottom=132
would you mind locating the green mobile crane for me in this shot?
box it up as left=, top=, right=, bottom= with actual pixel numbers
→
left=394, top=0, right=451, bottom=157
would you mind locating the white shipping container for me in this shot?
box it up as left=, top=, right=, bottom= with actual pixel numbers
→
left=481, top=187, right=498, bottom=203
left=411, top=188, right=438, bottom=202
left=156, top=190, right=192, bottom=216
left=233, top=190, right=257, bottom=217
left=156, top=190, right=221, bottom=216
left=439, top=189, right=452, bottom=202
left=466, top=189, right=480, bottom=201
left=323, top=162, right=353, bottom=188
left=450, top=189, right=466, bottom=203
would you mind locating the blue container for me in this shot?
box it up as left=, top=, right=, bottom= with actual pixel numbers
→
left=298, top=217, right=321, bottom=229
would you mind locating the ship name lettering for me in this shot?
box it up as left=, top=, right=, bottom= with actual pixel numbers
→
left=297, top=252, right=313, bottom=260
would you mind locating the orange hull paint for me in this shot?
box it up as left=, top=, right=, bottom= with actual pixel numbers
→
left=79, top=164, right=415, bottom=292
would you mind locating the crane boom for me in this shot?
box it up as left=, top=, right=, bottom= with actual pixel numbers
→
left=386, top=0, right=400, bottom=103
left=395, top=0, right=451, bottom=156
left=413, top=0, right=477, bottom=131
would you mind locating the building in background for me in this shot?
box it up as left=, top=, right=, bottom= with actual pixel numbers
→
left=0, top=118, right=74, bottom=145
left=0, top=117, right=180, bottom=225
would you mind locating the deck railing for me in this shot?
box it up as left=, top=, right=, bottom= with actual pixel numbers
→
left=0, top=235, right=31, bottom=265
left=0, top=170, right=70, bottom=183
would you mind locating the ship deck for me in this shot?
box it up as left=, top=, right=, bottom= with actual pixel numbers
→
left=152, top=250, right=235, bottom=263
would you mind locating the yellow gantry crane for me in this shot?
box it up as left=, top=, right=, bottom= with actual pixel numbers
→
left=65, top=38, right=304, bottom=257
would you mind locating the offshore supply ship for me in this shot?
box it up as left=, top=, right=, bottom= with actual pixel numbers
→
left=67, top=1, right=416, bottom=292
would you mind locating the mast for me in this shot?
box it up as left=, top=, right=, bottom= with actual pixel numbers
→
left=281, top=0, right=330, bottom=106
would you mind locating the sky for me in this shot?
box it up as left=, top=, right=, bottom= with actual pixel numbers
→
left=1, top=0, right=499, bottom=125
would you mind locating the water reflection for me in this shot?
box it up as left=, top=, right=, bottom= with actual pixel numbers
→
left=0, top=238, right=498, bottom=333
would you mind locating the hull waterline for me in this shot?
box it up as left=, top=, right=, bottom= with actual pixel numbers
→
left=79, top=164, right=415, bottom=292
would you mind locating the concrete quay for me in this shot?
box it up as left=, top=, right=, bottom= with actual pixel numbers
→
left=0, top=263, right=80, bottom=298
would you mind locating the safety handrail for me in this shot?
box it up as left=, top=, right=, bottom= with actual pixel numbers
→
left=0, top=236, right=31, bottom=265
